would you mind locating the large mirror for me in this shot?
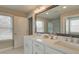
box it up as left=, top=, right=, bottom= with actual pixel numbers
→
left=35, top=5, right=79, bottom=35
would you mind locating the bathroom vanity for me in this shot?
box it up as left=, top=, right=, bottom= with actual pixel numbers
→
left=24, top=34, right=79, bottom=54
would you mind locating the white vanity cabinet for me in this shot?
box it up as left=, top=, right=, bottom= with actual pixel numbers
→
left=24, top=36, right=64, bottom=54
left=24, top=37, right=33, bottom=54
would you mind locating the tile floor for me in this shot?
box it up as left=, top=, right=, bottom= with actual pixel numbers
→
left=0, top=47, right=24, bottom=54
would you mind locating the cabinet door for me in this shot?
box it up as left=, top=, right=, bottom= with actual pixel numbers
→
left=45, top=46, right=62, bottom=54
left=24, top=38, right=33, bottom=54
left=33, top=41, right=45, bottom=54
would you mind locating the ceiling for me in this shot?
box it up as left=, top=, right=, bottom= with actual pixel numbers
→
left=37, top=5, right=79, bottom=19
left=0, top=5, right=41, bottom=15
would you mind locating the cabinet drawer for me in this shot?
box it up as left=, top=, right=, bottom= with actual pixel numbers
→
left=45, top=46, right=62, bottom=54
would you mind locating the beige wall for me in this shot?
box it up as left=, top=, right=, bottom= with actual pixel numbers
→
left=60, top=9, right=79, bottom=33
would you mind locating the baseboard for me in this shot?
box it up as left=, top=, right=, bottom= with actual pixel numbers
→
left=0, top=47, right=13, bottom=52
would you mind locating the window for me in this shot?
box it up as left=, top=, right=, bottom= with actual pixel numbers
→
left=66, top=16, right=79, bottom=34
left=70, top=20, right=79, bottom=33
left=36, top=21, right=44, bottom=32
left=0, top=15, right=13, bottom=40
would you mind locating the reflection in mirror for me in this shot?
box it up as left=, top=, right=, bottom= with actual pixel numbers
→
left=66, top=16, right=79, bottom=35
left=36, top=20, right=44, bottom=32
left=35, top=5, right=79, bottom=35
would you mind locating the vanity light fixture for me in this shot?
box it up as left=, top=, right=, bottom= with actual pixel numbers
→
left=63, top=6, right=67, bottom=9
